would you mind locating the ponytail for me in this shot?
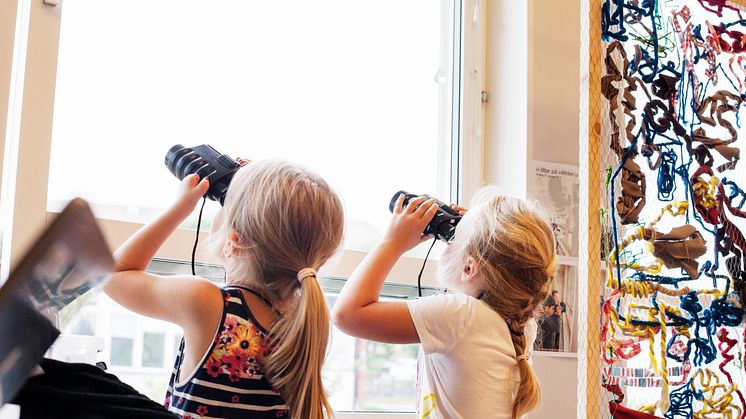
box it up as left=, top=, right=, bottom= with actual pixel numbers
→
left=265, top=275, right=333, bottom=419
left=217, top=160, right=344, bottom=418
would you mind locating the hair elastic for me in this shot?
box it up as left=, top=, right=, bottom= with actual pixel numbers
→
left=297, top=268, right=317, bottom=283
left=516, top=354, right=530, bottom=362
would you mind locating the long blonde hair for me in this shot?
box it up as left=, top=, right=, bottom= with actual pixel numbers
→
left=216, top=159, right=344, bottom=419
left=466, top=194, right=556, bottom=418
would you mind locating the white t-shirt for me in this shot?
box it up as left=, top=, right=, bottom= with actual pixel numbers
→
left=407, top=293, right=537, bottom=419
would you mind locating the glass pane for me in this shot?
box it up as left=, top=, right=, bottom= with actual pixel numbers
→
left=142, top=332, right=166, bottom=368
left=111, top=313, right=136, bottom=337
left=325, top=295, right=418, bottom=412
left=48, top=0, right=452, bottom=253
left=110, top=337, right=133, bottom=367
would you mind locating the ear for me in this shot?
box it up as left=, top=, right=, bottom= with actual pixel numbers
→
left=229, top=230, right=240, bottom=245
left=460, top=256, right=479, bottom=284
left=224, top=230, right=241, bottom=257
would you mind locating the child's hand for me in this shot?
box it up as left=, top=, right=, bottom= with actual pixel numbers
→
left=450, top=204, right=468, bottom=215
left=171, top=174, right=210, bottom=218
left=382, top=194, right=439, bottom=254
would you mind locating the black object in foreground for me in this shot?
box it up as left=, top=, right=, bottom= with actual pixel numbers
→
left=0, top=198, right=114, bottom=408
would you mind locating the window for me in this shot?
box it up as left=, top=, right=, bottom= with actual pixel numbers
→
left=326, top=294, right=420, bottom=412
left=110, top=337, right=134, bottom=367
left=1, top=0, right=487, bottom=283
left=142, top=333, right=166, bottom=368
left=46, top=0, right=459, bottom=255
left=6, top=1, right=485, bottom=417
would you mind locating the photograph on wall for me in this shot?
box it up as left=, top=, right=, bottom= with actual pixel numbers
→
left=533, top=264, right=578, bottom=353
left=531, top=161, right=579, bottom=257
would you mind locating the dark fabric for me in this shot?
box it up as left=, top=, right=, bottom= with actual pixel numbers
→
left=541, top=297, right=562, bottom=333
left=12, top=357, right=177, bottom=419
left=542, top=332, right=560, bottom=350
left=0, top=295, right=59, bottom=405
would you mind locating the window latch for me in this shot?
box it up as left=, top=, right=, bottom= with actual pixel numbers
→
left=480, top=91, right=488, bottom=103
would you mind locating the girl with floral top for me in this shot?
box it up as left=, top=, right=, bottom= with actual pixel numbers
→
left=105, top=160, right=343, bottom=418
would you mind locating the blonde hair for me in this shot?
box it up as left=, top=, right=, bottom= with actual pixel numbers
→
left=216, top=159, right=344, bottom=419
left=466, top=193, right=556, bottom=419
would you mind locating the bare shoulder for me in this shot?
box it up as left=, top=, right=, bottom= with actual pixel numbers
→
left=176, top=276, right=225, bottom=318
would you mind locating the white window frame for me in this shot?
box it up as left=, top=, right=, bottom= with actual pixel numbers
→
left=3, top=0, right=485, bottom=285
left=2, top=1, right=486, bottom=417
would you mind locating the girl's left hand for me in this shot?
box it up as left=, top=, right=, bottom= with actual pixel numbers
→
left=381, top=194, right=439, bottom=254
left=172, top=174, right=210, bottom=218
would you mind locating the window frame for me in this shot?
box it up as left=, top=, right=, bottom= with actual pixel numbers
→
left=3, top=0, right=485, bottom=288
left=3, top=0, right=486, bottom=417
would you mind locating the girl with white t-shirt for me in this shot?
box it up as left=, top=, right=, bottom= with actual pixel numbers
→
left=333, top=190, right=557, bottom=419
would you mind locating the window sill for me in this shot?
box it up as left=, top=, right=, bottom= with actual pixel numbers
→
left=336, top=413, right=415, bottom=419
left=533, top=350, right=578, bottom=359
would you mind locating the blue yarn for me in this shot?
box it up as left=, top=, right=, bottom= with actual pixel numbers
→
left=658, top=148, right=677, bottom=200
left=722, top=177, right=746, bottom=209
left=602, top=0, right=630, bottom=41
left=665, top=379, right=696, bottom=419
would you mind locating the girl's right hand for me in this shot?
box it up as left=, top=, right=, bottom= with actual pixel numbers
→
left=171, top=174, right=210, bottom=218
left=450, top=204, right=468, bottom=215
left=381, top=194, right=439, bottom=254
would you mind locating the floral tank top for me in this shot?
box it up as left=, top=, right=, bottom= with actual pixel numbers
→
left=165, top=286, right=289, bottom=418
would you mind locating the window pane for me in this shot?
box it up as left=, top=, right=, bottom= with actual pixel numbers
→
left=325, top=295, right=418, bottom=412
left=47, top=0, right=451, bottom=252
left=110, top=337, right=133, bottom=367
left=111, top=313, right=136, bottom=337
left=142, top=332, right=166, bottom=368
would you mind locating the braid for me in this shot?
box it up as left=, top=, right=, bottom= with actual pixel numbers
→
left=462, top=195, right=556, bottom=419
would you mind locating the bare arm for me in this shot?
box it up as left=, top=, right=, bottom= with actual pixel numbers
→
left=103, top=175, right=221, bottom=326
left=332, top=195, right=438, bottom=344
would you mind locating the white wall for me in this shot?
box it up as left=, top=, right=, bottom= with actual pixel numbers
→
left=484, top=0, right=529, bottom=199
left=530, top=1, right=581, bottom=418
left=531, top=0, right=581, bottom=167
left=485, top=1, right=581, bottom=418
left=532, top=354, right=579, bottom=418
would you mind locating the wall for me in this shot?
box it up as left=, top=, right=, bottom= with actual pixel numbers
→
left=485, top=0, right=581, bottom=418
left=530, top=1, right=581, bottom=418
left=530, top=1, right=581, bottom=167
left=484, top=0, right=529, bottom=199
